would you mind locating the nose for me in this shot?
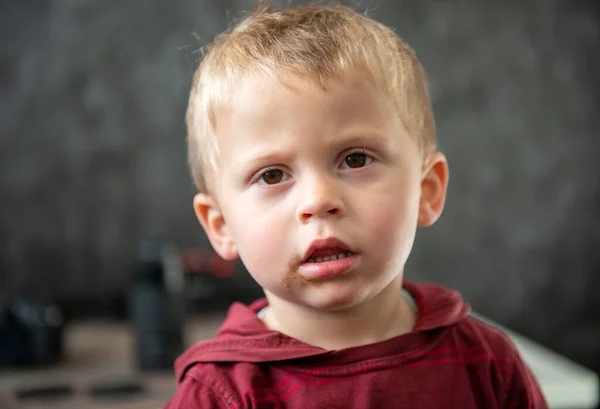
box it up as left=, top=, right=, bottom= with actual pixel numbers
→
left=296, top=175, right=345, bottom=223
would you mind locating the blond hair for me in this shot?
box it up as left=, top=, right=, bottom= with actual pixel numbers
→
left=186, top=2, right=436, bottom=193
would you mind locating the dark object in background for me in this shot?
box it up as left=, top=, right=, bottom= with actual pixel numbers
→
left=87, top=379, right=144, bottom=400
left=129, top=241, right=184, bottom=371
left=181, top=247, right=244, bottom=312
left=14, top=383, right=73, bottom=400
left=0, top=299, right=64, bottom=368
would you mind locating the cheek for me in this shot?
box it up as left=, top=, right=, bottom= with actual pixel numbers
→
left=224, top=200, right=289, bottom=276
left=361, top=182, right=421, bottom=259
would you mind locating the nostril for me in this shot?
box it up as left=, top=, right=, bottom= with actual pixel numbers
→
left=298, top=203, right=342, bottom=221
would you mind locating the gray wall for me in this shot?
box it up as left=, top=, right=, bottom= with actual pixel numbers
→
left=1, top=0, right=598, bottom=369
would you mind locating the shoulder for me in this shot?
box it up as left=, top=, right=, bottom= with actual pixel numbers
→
left=449, top=315, right=547, bottom=408
left=440, top=315, right=521, bottom=393
left=167, top=363, right=241, bottom=409
left=457, top=315, right=518, bottom=351
left=451, top=314, right=524, bottom=371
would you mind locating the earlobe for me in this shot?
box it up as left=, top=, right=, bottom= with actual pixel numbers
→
left=193, top=194, right=239, bottom=260
left=417, top=153, right=449, bottom=227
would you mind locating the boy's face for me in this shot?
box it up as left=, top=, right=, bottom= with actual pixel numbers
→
left=194, top=74, right=448, bottom=312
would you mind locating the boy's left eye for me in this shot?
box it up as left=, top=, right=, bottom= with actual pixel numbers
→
left=341, top=153, right=372, bottom=169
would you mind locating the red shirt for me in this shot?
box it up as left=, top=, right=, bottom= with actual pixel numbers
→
left=164, top=282, right=548, bottom=408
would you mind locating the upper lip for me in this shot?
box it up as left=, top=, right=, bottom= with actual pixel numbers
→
left=302, top=237, right=355, bottom=262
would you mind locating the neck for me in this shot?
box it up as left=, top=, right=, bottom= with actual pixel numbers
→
left=262, top=276, right=416, bottom=350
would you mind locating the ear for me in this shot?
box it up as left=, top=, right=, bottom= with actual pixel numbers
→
left=193, top=193, right=239, bottom=260
left=417, top=152, right=449, bottom=227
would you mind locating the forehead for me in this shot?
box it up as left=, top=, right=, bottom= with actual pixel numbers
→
left=216, top=74, right=401, bottom=150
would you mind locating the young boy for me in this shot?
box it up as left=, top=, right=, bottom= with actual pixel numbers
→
left=165, top=3, right=548, bottom=408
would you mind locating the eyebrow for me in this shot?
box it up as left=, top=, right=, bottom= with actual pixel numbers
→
left=231, top=130, right=389, bottom=172
left=229, top=147, right=296, bottom=175
left=327, top=131, right=389, bottom=147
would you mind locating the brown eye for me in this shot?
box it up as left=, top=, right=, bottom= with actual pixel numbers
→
left=343, top=153, right=371, bottom=169
left=260, top=169, right=284, bottom=185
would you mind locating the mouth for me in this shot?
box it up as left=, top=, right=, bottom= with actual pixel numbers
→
left=305, top=249, right=354, bottom=264
left=302, top=237, right=356, bottom=264
left=298, top=238, right=359, bottom=280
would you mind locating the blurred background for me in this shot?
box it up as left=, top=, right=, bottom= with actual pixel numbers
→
left=1, top=0, right=599, bottom=407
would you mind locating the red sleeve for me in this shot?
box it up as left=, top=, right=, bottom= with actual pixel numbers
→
left=163, top=376, right=230, bottom=409
left=501, top=350, right=549, bottom=409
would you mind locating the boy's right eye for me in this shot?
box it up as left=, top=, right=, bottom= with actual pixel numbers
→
left=258, top=169, right=290, bottom=185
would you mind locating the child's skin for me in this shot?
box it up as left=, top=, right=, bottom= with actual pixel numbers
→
left=193, top=72, right=449, bottom=351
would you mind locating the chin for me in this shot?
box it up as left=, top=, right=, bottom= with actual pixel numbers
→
left=301, top=288, right=369, bottom=313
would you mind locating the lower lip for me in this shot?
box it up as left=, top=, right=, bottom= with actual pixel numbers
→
left=298, top=254, right=359, bottom=280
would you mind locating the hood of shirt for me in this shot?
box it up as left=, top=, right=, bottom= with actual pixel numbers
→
left=175, top=281, right=471, bottom=382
